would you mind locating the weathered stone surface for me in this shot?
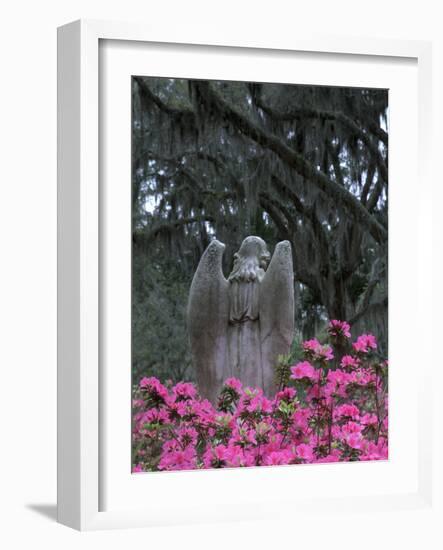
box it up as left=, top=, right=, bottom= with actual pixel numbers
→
left=187, top=236, right=294, bottom=401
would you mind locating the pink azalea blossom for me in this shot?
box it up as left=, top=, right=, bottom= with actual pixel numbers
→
left=177, top=426, right=198, bottom=446
left=334, top=403, right=360, bottom=420
left=275, top=387, right=297, bottom=402
left=328, top=319, right=351, bottom=338
left=224, top=377, right=243, bottom=393
left=327, top=369, right=351, bottom=387
left=139, top=376, right=169, bottom=401
left=263, top=450, right=293, bottom=466
left=158, top=445, right=197, bottom=471
left=132, top=325, right=388, bottom=472
left=360, top=413, right=378, bottom=426
left=316, top=344, right=334, bottom=361
left=303, top=338, right=334, bottom=361
left=303, top=338, right=321, bottom=353
left=225, top=445, right=255, bottom=467
left=172, top=381, right=197, bottom=400
left=293, top=409, right=311, bottom=430
left=340, top=355, right=360, bottom=369
left=345, top=432, right=363, bottom=449
left=203, top=444, right=228, bottom=468
left=352, top=334, right=377, bottom=354
left=295, top=443, right=314, bottom=462
left=290, top=361, right=316, bottom=380
left=342, top=421, right=363, bottom=435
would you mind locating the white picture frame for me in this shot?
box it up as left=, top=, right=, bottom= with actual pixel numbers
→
left=57, top=19, right=436, bottom=532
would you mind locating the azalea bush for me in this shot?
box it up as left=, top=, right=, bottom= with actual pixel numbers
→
left=132, top=320, right=388, bottom=472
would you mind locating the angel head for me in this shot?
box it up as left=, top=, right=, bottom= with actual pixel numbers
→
left=228, top=236, right=271, bottom=283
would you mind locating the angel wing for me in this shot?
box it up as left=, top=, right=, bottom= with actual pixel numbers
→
left=259, top=240, right=295, bottom=394
left=187, top=240, right=230, bottom=402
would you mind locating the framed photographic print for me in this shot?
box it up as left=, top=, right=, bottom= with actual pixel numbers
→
left=130, top=75, right=389, bottom=473
left=57, top=19, right=435, bottom=531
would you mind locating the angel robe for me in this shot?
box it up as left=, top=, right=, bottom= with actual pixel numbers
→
left=187, top=239, right=294, bottom=403
left=228, top=276, right=264, bottom=389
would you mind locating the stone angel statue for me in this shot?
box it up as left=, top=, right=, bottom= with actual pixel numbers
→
left=187, top=236, right=294, bottom=403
